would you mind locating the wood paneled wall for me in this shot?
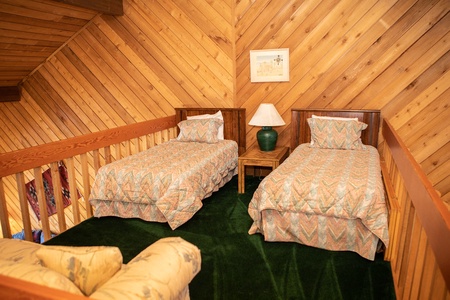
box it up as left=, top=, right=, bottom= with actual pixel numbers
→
left=235, top=0, right=449, bottom=206
left=0, top=0, right=449, bottom=210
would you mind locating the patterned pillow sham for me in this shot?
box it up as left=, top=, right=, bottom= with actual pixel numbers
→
left=187, top=110, right=224, bottom=140
left=310, top=115, right=359, bottom=146
left=36, top=245, right=123, bottom=296
left=177, top=118, right=224, bottom=143
left=307, top=117, right=368, bottom=150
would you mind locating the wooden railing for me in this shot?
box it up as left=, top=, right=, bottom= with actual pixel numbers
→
left=0, top=116, right=177, bottom=242
left=380, top=120, right=450, bottom=299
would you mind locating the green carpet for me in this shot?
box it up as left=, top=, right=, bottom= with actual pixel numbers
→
left=45, top=176, right=395, bottom=300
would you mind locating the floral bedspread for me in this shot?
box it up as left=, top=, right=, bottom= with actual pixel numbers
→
left=248, top=144, right=389, bottom=260
left=90, top=140, right=238, bottom=229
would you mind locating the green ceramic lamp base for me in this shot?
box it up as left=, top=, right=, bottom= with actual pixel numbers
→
left=256, top=126, right=278, bottom=151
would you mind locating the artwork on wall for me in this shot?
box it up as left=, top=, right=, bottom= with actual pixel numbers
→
left=250, top=48, right=290, bottom=82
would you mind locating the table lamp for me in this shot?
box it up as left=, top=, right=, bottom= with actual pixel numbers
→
left=248, top=103, right=285, bottom=151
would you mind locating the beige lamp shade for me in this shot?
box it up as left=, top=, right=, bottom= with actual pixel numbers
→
left=248, top=103, right=285, bottom=127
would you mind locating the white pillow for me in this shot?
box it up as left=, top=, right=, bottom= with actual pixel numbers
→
left=187, top=110, right=224, bottom=140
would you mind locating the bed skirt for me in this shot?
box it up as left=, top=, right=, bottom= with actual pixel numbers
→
left=93, top=168, right=237, bottom=229
left=249, top=209, right=381, bottom=260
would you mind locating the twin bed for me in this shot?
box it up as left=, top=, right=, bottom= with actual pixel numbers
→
left=87, top=107, right=388, bottom=260
left=89, top=108, right=245, bottom=230
left=248, top=109, right=389, bottom=261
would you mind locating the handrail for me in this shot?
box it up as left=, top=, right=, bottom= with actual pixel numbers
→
left=382, top=119, right=450, bottom=297
left=0, top=116, right=176, bottom=177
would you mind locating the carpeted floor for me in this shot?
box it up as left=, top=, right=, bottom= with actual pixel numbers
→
left=45, top=176, right=396, bottom=300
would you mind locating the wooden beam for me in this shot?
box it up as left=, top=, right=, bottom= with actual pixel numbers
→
left=52, top=0, right=123, bottom=15
left=0, top=86, right=20, bottom=102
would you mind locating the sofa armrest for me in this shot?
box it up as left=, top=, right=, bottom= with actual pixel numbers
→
left=0, top=238, right=42, bottom=265
left=90, top=237, right=201, bottom=299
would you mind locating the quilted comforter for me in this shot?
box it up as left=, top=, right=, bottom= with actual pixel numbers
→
left=90, top=140, right=238, bottom=229
left=248, top=144, right=389, bottom=260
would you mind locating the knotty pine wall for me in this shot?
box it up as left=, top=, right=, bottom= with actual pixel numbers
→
left=0, top=0, right=449, bottom=213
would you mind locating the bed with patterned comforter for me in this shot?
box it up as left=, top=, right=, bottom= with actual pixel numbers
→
left=248, top=144, right=389, bottom=260
left=90, top=139, right=238, bottom=229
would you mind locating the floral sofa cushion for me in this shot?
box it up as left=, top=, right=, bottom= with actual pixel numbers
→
left=36, top=245, right=123, bottom=296
left=90, top=237, right=201, bottom=300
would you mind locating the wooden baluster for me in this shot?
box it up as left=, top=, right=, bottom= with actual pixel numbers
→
left=155, top=131, right=162, bottom=145
left=0, top=178, right=12, bottom=238
left=16, top=172, right=33, bottom=241
left=65, top=158, right=80, bottom=225
left=147, top=133, right=155, bottom=149
left=80, top=153, right=92, bottom=218
left=50, top=162, right=67, bottom=233
left=169, top=127, right=177, bottom=139
left=33, top=167, right=51, bottom=241
left=93, top=149, right=101, bottom=172
left=115, top=143, right=122, bottom=161
left=104, top=146, right=112, bottom=165
left=142, top=134, right=149, bottom=150
left=134, top=137, right=140, bottom=154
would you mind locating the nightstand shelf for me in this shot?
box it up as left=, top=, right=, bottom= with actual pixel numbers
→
left=238, top=146, right=289, bottom=194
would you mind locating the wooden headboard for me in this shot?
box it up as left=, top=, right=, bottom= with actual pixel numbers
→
left=175, top=108, right=246, bottom=155
left=290, top=108, right=381, bottom=150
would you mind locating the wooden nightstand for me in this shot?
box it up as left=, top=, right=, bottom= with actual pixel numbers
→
left=238, top=146, right=289, bottom=193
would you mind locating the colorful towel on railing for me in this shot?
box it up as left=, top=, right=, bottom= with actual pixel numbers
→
left=25, top=161, right=77, bottom=220
left=12, top=229, right=57, bottom=244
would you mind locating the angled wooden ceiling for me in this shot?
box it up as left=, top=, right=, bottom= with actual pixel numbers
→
left=0, top=0, right=122, bottom=101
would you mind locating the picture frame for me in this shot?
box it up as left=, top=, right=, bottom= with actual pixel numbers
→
left=250, top=48, right=290, bottom=82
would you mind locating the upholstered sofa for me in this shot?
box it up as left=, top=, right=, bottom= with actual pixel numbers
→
left=0, top=237, right=201, bottom=299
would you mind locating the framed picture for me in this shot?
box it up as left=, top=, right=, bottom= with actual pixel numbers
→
left=250, top=48, right=290, bottom=82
